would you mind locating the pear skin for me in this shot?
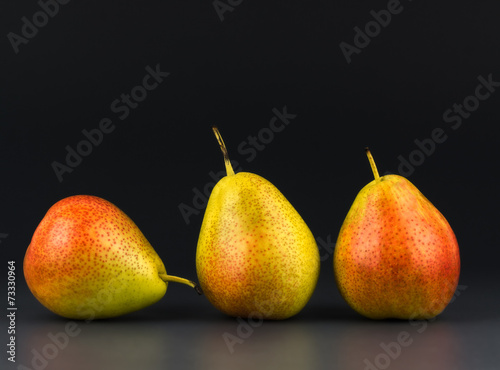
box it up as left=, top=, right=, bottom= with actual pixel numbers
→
left=196, top=127, right=320, bottom=320
left=334, top=149, right=460, bottom=320
left=24, top=195, right=198, bottom=319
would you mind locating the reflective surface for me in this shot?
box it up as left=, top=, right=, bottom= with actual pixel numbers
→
left=13, top=277, right=500, bottom=370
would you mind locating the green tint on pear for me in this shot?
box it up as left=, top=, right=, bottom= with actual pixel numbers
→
left=24, top=195, right=200, bottom=319
left=196, top=127, right=320, bottom=319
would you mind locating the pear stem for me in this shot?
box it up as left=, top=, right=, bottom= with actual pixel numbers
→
left=212, top=126, right=235, bottom=176
left=158, top=274, right=203, bottom=295
left=365, top=147, right=380, bottom=182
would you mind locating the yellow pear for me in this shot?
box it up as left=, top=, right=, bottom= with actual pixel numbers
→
left=196, top=127, right=320, bottom=319
left=24, top=195, right=200, bottom=320
left=334, top=149, right=460, bottom=319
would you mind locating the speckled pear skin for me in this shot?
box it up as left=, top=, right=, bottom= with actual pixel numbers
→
left=334, top=175, right=460, bottom=320
left=196, top=172, right=320, bottom=320
left=24, top=195, right=168, bottom=320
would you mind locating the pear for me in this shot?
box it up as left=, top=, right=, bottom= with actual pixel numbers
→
left=196, top=127, right=320, bottom=320
left=24, top=195, right=200, bottom=320
left=334, top=149, right=460, bottom=320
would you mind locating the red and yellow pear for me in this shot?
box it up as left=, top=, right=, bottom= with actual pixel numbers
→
left=334, top=149, right=460, bottom=319
left=24, top=195, right=200, bottom=319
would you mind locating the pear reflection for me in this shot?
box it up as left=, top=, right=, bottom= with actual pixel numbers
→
left=334, top=320, right=459, bottom=370
left=18, top=320, right=171, bottom=370
left=196, top=320, right=319, bottom=370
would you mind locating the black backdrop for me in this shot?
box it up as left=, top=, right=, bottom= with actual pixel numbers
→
left=1, top=0, right=499, bottom=316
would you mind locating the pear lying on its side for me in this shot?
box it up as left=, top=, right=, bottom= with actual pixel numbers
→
left=24, top=195, right=199, bottom=319
left=334, top=149, right=460, bottom=320
left=196, top=127, right=320, bottom=320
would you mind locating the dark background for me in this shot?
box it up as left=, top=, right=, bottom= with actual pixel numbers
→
left=1, top=1, right=499, bottom=369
